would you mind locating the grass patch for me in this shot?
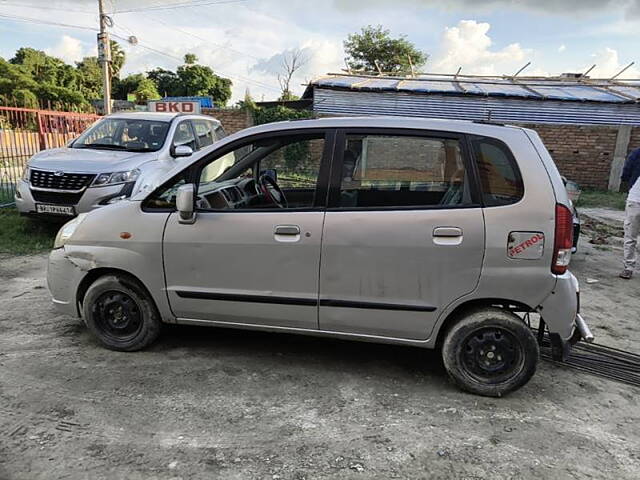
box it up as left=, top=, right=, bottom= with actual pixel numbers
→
left=0, top=188, right=15, bottom=206
left=575, top=190, right=627, bottom=211
left=0, top=208, right=61, bottom=255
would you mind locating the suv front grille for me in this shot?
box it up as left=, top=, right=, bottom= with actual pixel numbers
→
left=30, top=169, right=95, bottom=191
left=30, top=190, right=84, bottom=205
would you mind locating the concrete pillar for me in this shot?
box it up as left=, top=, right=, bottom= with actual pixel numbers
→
left=608, top=125, right=632, bottom=192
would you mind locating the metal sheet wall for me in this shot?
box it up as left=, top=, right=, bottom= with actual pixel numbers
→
left=313, top=88, right=640, bottom=126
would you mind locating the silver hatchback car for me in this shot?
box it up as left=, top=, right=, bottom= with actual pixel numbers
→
left=47, top=117, right=592, bottom=397
left=16, top=112, right=224, bottom=218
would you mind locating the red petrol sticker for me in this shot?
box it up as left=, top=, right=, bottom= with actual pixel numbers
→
left=508, top=232, right=545, bottom=259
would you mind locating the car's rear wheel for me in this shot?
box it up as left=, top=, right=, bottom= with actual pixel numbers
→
left=83, top=274, right=161, bottom=351
left=442, top=308, right=539, bottom=397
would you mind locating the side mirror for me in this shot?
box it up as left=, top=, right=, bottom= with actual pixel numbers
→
left=176, top=183, right=196, bottom=224
left=172, top=145, right=194, bottom=158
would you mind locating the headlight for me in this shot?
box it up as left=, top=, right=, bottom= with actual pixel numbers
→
left=92, top=168, right=141, bottom=186
left=53, top=213, right=88, bottom=249
left=22, top=166, right=30, bottom=182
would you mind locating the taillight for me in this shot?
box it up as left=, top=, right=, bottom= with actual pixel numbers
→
left=552, top=203, right=574, bottom=274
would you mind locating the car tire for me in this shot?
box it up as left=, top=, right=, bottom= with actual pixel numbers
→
left=82, top=274, right=162, bottom=351
left=442, top=308, right=539, bottom=397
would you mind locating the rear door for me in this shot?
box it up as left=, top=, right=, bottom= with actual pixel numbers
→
left=318, top=129, right=485, bottom=340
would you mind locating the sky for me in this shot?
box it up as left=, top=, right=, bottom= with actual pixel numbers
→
left=1, top=0, right=640, bottom=103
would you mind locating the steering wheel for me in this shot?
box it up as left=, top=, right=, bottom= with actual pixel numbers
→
left=258, top=173, right=288, bottom=208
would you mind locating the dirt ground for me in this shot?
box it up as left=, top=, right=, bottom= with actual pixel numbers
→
left=1, top=230, right=639, bottom=479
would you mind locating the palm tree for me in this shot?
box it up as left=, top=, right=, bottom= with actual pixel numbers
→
left=109, top=41, right=126, bottom=80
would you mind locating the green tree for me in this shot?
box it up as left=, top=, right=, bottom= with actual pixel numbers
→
left=175, top=64, right=232, bottom=105
left=344, top=25, right=428, bottom=75
left=184, top=53, right=198, bottom=65
left=113, top=73, right=145, bottom=100
left=133, top=77, right=160, bottom=103
left=13, top=88, right=39, bottom=109
left=75, top=56, right=103, bottom=101
left=147, top=68, right=179, bottom=97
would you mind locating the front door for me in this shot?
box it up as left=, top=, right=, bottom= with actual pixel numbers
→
left=319, top=129, right=485, bottom=340
left=161, top=130, right=332, bottom=329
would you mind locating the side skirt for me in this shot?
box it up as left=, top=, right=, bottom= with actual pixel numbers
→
left=174, top=317, right=436, bottom=349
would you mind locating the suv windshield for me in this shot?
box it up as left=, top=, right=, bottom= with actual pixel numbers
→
left=73, top=118, right=170, bottom=152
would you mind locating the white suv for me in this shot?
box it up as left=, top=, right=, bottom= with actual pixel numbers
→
left=15, top=111, right=224, bottom=218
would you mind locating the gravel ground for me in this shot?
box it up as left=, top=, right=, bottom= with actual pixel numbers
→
left=0, top=235, right=639, bottom=480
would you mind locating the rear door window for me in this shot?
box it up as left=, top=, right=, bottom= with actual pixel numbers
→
left=471, top=137, right=524, bottom=206
left=333, top=132, right=473, bottom=208
left=193, top=119, right=216, bottom=148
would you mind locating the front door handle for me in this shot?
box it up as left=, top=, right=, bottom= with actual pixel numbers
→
left=433, top=227, right=463, bottom=237
left=274, top=225, right=300, bottom=236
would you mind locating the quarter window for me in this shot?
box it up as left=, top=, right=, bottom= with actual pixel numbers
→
left=472, top=138, right=524, bottom=206
left=337, top=134, right=471, bottom=208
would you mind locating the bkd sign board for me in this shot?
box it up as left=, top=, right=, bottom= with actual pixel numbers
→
left=148, top=101, right=201, bottom=114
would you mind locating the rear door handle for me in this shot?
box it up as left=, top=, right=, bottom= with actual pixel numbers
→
left=433, top=227, right=463, bottom=237
left=274, top=225, right=300, bottom=236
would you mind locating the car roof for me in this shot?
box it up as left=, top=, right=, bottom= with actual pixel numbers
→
left=231, top=116, right=522, bottom=138
left=106, top=111, right=221, bottom=125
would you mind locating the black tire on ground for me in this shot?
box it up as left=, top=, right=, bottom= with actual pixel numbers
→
left=442, top=308, right=539, bottom=397
left=82, top=274, right=162, bottom=351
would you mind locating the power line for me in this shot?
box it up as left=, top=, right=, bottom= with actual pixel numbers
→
left=114, top=0, right=248, bottom=14
left=109, top=31, right=281, bottom=93
left=0, top=13, right=96, bottom=32
left=0, top=1, right=94, bottom=13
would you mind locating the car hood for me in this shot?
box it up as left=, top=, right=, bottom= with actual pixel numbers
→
left=27, top=147, right=158, bottom=173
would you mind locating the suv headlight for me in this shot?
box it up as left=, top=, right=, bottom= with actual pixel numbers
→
left=53, top=214, right=88, bottom=249
left=22, top=166, right=30, bottom=182
left=92, top=168, right=141, bottom=186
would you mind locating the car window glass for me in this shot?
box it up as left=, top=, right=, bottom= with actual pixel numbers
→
left=472, top=138, right=524, bottom=206
left=173, top=121, right=197, bottom=151
left=197, top=134, right=324, bottom=211
left=338, top=134, right=471, bottom=208
left=193, top=119, right=215, bottom=148
left=144, top=174, right=187, bottom=209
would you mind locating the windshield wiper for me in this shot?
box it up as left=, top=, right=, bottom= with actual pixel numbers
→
left=77, top=143, right=128, bottom=150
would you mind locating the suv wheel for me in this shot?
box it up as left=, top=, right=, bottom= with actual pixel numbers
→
left=83, top=274, right=161, bottom=351
left=442, top=308, right=539, bottom=397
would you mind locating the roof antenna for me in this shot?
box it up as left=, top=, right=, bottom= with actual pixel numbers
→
left=454, top=66, right=462, bottom=80
left=511, top=62, right=531, bottom=79
left=610, top=62, right=635, bottom=80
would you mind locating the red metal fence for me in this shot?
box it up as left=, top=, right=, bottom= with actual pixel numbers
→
left=0, top=107, right=100, bottom=206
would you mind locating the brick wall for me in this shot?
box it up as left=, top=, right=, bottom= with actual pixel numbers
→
left=202, top=108, right=253, bottom=135
left=518, top=124, right=618, bottom=189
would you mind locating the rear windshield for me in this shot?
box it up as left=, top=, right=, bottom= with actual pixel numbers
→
left=472, top=137, right=524, bottom=206
left=73, top=118, right=170, bottom=153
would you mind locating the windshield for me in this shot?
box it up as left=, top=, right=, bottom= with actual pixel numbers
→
left=72, top=118, right=170, bottom=152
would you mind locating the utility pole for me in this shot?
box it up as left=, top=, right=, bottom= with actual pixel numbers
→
left=97, top=0, right=112, bottom=114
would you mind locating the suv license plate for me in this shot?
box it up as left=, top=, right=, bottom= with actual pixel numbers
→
left=36, top=204, right=75, bottom=216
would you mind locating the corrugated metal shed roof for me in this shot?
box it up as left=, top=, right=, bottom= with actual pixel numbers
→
left=306, top=74, right=640, bottom=104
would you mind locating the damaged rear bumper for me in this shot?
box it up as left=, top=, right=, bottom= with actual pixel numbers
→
left=539, top=272, right=594, bottom=361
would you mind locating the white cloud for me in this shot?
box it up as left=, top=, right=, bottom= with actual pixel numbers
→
left=558, top=44, right=566, bottom=53
left=431, top=20, right=530, bottom=75
left=583, top=47, right=639, bottom=78
left=45, top=35, right=91, bottom=64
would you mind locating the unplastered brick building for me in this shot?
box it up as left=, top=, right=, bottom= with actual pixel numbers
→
left=302, top=73, right=640, bottom=191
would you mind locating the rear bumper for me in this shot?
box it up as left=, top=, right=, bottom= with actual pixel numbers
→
left=539, top=271, right=594, bottom=360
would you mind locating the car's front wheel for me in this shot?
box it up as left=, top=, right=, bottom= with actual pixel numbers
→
left=442, top=308, right=539, bottom=397
left=83, top=274, right=161, bottom=351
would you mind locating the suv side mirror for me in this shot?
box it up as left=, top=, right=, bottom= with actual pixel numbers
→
left=172, top=145, right=194, bottom=158
left=176, top=184, right=196, bottom=224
